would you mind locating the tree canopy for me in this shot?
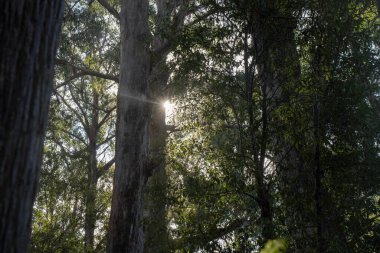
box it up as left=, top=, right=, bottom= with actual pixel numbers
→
left=3, top=0, right=379, bottom=252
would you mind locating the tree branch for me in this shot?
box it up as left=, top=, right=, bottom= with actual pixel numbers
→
left=96, top=134, right=115, bottom=149
left=56, top=72, right=86, bottom=88
left=96, top=0, right=120, bottom=21
left=98, top=106, right=116, bottom=129
left=56, top=59, right=119, bottom=83
left=54, top=90, right=89, bottom=133
left=56, top=127, right=88, bottom=146
left=68, top=85, right=91, bottom=135
left=171, top=217, right=252, bottom=250
left=97, top=157, right=115, bottom=178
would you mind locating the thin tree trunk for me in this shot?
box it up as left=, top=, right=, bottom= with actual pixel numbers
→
left=257, top=79, right=273, bottom=244
left=0, top=1, right=63, bottom=252
left=314, top=101, right=324, bottom=253
left=107, top=0, right=150, bottom=252
left=84, top=173, right=98, bottom=252
left=85, top=89, right=100, bottom=252
left=243, top=23, right=274, bottom=245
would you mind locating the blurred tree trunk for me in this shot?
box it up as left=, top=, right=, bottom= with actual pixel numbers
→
left=0, top=1, right=63, bottom=252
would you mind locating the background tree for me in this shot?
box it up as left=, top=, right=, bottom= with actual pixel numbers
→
left=31, top=1, right=118, bottom=252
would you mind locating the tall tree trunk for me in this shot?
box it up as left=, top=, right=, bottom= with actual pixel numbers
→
left=250, top=3, right=317, bottom=252
left=270, top=20, right=317, bottom=253
left=0, top=1, right=63, bottom=252
left=108, top=0, right=150, bottom=252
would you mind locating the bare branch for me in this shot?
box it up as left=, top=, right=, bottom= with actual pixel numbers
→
left=96, top=0, right=120, bottom=21
left=96, top=134, right=115, bottom=149
left=56, top=59, right=119, bottom=83
left=54, top=90, right=89, bottom=133
left=98, top=106, right=116, bottom=129
left=97, top=157, right=115, bottom=178
left=171, top=217, right=253, bottom=250
left=68, top=85, right=91, bottom=134
left=56, top=127, right=88, bottom=146
left=56, top=72, right=86, bottom=88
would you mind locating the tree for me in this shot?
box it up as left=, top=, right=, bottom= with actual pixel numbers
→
left=108, top=1, right=190, bottom=252
left=31, top=78, right=116, bottom=253
left=31, top=1, right=118, bottom=252
left=107, top=1, right=151, bottom=252
left=0, top=1, right=64, bottom=252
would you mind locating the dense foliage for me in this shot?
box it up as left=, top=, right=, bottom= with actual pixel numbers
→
left=30, top=0, right=380, bottom=252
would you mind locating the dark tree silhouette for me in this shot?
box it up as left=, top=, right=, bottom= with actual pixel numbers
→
left=0, top=1, right=64, bottom=252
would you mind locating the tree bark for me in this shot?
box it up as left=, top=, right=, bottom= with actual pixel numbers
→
left=0, top=1, right=63, bottom=252
left=107, top=0, right=151, bottom=252
left=108, top=1, right=189, bottom=251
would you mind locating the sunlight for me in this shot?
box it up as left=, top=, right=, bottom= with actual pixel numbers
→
left=163, top=100, right=175, bottom=124
left=163, top=100, right=174, bottom=115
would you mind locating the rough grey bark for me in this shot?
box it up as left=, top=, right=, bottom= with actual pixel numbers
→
left=0, top=1, right=64, bottom=252
left=107, top=0, right=151, bottom=252
left=107, top=1, right=189, bottom=251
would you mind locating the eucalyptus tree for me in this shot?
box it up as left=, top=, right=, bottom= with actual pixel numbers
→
left=107, top=0, right=195, bottom=251
left=31, top=78, right=116, bottom=253
left=0, top=1, right=64, bottom=252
